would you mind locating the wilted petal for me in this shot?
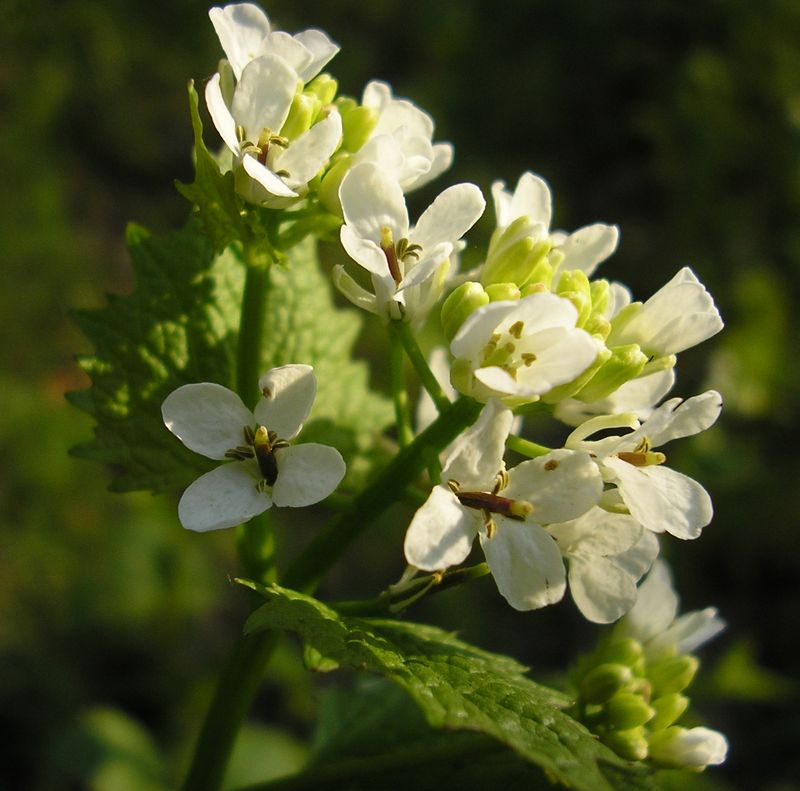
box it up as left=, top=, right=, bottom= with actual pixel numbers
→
left=162, top=382, right=253, bottom=460
left=178, top=462, right=270, bottom=532
left=254, top=364, right=316, bottom=438
left=404, top=486, right=478, bottom=570
left=480, top=519, right=565, bottom=610
left=271, top=444, right=345, bottom=507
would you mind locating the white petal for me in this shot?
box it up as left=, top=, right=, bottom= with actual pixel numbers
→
left=480, top=519, right=565, bottom=610
left=232, top=55, right=297, bottom=141
left=271, top=443, right=345, bottom=507
left=205, top=73, right=240, bottom=155
left=604, top=459, right=713, bottom=539
left=294, top=28, right=340, bottom=82
left=504, top=450, right=603, bottom=524
left=178, top=462, right=270, bottom=532
left=514, top=327, right=599, bottom=395
left=649, top=727, right=728, bottom=769
left=408, top=142, right=454, bottom=190
left=253, top=364, right=317, bottom=439
left=261, top=31, right=313, bottom=79
left=507, top=172, right=552, bottom=228
left=648, top=390, right=722, bottom=447
left=651, top=607, right=726, bottom=656
left=619, top=559, right=678, bottom=641
left=500, top=291, right=579, bottom=334
left=450, top=300, right=519, bottom=361
left=274, top=111, right=342, bottom=187
left=557, top=223, right=619, bottom=277
left=411, top=183, right=485, bottom=251
left=209, top=3, right=271, bottom=80
left=162, top=382, right=253, bottom=460
left=548, top=507, right=642, bottom=556
left=332, top=265, right=380, bottom=315
left=241, top=154, right=298, bottom=198
left=612, top=529, right=660, bottom=581
left=339, top=163, right=409, bottom=243
left=441, top=399, right=512, bottom=489
left=397, top=244, right=451, bottom=291
left=568, top=554, right=638, bottom=623
left=340, top=225, right=393, bottom=279
left=473, top=365, right=524, bottom=398
left=404, top=486, right=478, bottom=570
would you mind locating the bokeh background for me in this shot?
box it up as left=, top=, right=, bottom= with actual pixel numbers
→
left=3, top=0, right=799, bottom=788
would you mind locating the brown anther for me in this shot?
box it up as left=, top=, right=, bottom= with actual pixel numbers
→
left=521, top=353, right=537, bottom=366
left=508, top=320, right=524, bottom=339
left=484, top=513, right=497, bottom=539
left=544, top=459, right=559, bottom=471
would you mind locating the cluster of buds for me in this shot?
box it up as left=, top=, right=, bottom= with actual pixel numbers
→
left=570, top=562, right=728, bottom=770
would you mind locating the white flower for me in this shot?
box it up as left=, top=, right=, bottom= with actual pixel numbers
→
left=161, top=364, right=345, bottom=532
left=554, top=368, right=676, bottom=426
left=615, top=560, right=726, bottom=659
left=606, top=267, right=723, bottom=356
left=566, top=390, right=722, bottom=540
left=349, top=81, right=453, bottom=192
left=648, top=726, right=728, bottom=770
left=404, top=400, right=603, bottom=610
left=450, top=292, right=600, bottom=403
left=547, top=507, right=659, bottom=623
left=205, top=55, right=342, bottom=207
left=333, top=162, right=485, bottom=327
left=209, top=3, right=339, bottom=83
left=491, top=171, right=619, bottom=278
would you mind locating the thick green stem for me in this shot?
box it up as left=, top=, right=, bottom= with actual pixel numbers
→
left=389, top=325, right=413, bottom=446
left=283, top=396, right=483, bottom=593
left=506, top=434, right=553, bottom=458
left=236, top=511, right=277, bottom=584
left=236, top=256, right=271, bottom=406
left=392, top=319, right=450, bottom=412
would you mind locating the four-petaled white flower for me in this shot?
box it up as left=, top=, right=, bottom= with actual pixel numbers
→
left=209, top=2, right=339, bottom=84
left=206, top=54, right=342, bottom=207
left=334, top=162, right=485, bottom=327
left=566, top=391, right=722, bottom=540
left=162, top=364, right=345, bottom=532
left=450, top=292, right=600, bottom=403
left=491, top=171, right=620, bottom=279
left=404, top=400, right=603, bottom=610
left=349, top=81, right=454, bottom=192
left=606, top=267, right=723, bottom=357
left=546, top=507, right=659, bottom=623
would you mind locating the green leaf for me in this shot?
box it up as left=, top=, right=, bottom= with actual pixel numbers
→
left=69, top=223, right=391, bottom=494
left=243, top=582, right=658, bottom=791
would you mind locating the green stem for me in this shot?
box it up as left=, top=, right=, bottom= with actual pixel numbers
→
left=506, top=434, right=553, bottom=458
left=236, top=511, right=277, bottom=584
left=283, top=396, right=482, bottom=593
left=235, top=735, right=500, bottom=791
left=389, top=324, right=413, bottom=446
left=392, top=319, right=450, bottom=412
left=236, top=255, right=271, bottom=406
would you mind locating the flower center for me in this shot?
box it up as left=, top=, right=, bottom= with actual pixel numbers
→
left=224, top=425, right=290, bottom=488
left=238, top=126, right=290, bottom=176
left=448, top=472, right=533, bottom=539
left=480, top=322, right=537, bottom=381
left=380, top=226, right=422, bottom=285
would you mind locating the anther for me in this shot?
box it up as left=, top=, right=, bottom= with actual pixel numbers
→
left=508, top=320, right=524, bottom=339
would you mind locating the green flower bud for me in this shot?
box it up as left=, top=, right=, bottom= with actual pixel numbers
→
left=608, top=301, right=642, bottom=337
left=574, top=344, right=649, bottom=403
left=305, top=73, right=338, bottom=105
left=580, top=663, right=633, bottom=704
left=318, top=157, right=353, bottom=215
left=340, top=105, right=379, bottom=152
left=595, top=638, right=644, bottom=668
left=556, top=269, right=593, bottom=326
left=582, top=315, right=612, bottom=340
left=542, top=346, right=609, bottom=404
left=481, top=236, right=537, bottom=285
left=482, top=226, right=552, bottom=288
left=649, top=693, right=689, bottom=731
left=639, top=353, right=677, bottom=377
left=605, top=693, right=656, bottom=730
left=485, top=282, right=521, bottom=302
left=602, top=727, right=649, bottom=762
left=441, top=282, right=490, bottom=342
left=590, top=279, right=611, bottom=317
left=648, top=655, right=699, bottom=697
left=449, top=358, right=473, bottom=397
left=648, top=726, right=728, bottom=770
left=281, top=93, right=321, bottom=140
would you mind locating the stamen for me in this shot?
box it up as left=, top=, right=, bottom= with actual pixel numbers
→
left=380, top=226, right=403, bottom=285
left=455, top=490, right=533, bottom=520
left=508, top=320, right=524, bottom=339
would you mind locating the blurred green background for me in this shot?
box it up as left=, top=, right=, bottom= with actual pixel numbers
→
left=3, top=0, right=799, bottom=787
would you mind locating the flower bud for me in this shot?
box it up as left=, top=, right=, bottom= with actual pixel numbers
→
left=281, top=93, right=321, bottom=140
left=305, top=73, right=338, bottom=105
left=595, top=638, right=644, bottom=668
left=648, top=693, right=689, bottom=731
left=605, top=693, right=656, bottom=730
left=648, top=655, right=699, bottom=697
left=318, top=157, right=352, bottom=215
left=485, top=283, right=521, bottom=302
left=574, top=344, right=649, bottom=403
left=339, top=102, right=379, bottom=152
left=556, top=269, right=593, bottom=326
left=582, top=315, right=612, bottom=340
left=648, top=726, right=728, bottom=770
left=449, top=358, right=474, bottom=397
left=580, top=663, right=633, bottom=704
left=602, top=727, right=649, bottom=762
left=441, top=282, right=490, bottom=342
left=589, top=279, right=611, bottom=317
left=482, top=225, right=552, bottom=288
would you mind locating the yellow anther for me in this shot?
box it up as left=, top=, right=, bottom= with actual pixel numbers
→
left=508, top=320, right=525, bottom=339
